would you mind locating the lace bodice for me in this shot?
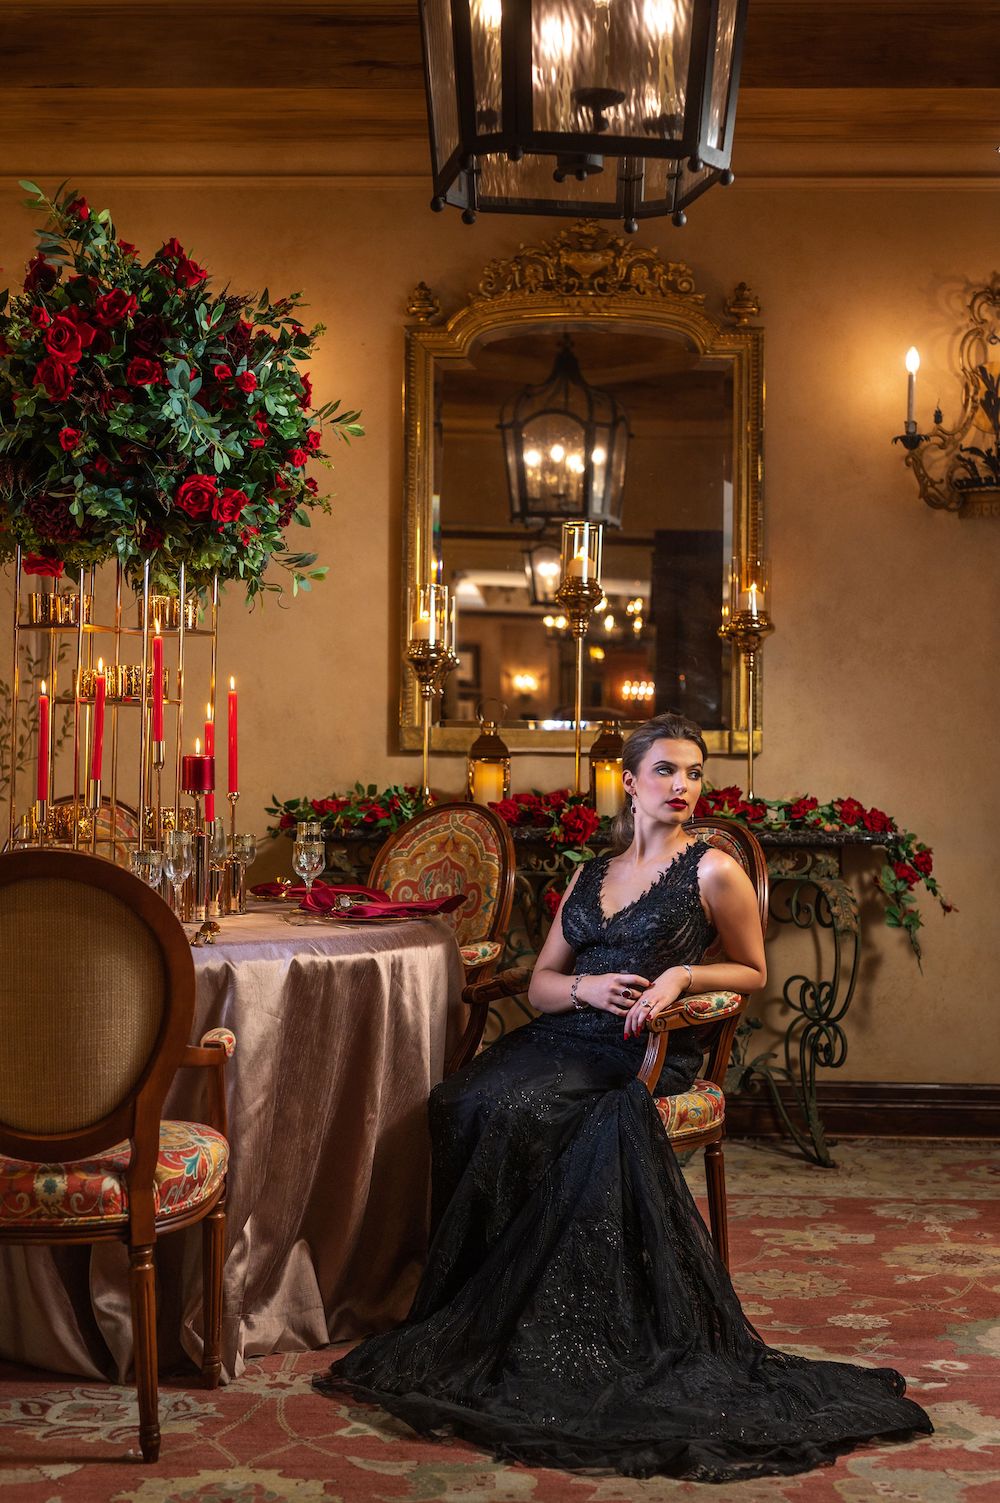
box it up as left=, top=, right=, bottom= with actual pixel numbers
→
left=561, top=840, right=715, bottom=979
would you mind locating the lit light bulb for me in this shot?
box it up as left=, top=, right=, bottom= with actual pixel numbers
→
left=478, top=0, right=502, bottom=31
left=555, top=614, right=568, bottom=630
left=643, top=0, right=676, bottom=39
left=543, top=614, right=555, bottom=628
left=633, top=616, right=643, bottom=634
left=523, top=447, right=542, bottom=467
left=603, top=613, right=615, bottom=632
left=566, top=452, right=585, bottom=474
left=905, top=347, right=920, bottom=374
left=589, top=645, right=605, bottom=661
left=538, top=559, right=559, bottom=579
left=591, top=446, right=606, bottom=465
left=549, top=443, right=566, bottom=462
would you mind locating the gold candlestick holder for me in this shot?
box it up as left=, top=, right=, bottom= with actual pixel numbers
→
left=407, top=640, right=448, bottom=799
left=724, top=611, right=775, bottom=801
left=555, top=577, right=604, bottom=793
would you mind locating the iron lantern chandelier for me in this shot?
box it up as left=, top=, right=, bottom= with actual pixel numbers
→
left=419, top=0, right=747, bottom=232
left=501, top=336, right=628, bottom=529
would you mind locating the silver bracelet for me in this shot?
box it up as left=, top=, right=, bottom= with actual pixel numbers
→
left=570, top=974, right=589, bottom=1010
left=679, top=963, right=694, bottom=992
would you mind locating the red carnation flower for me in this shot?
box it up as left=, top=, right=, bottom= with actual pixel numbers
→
left=235, top=370, right=257, bottom=394
left=287, top=448, right=309, bottom=468
left=23, top=253, right=58, bottom=293
left=33, top=357, right=74, bottom=401
left=174, top=473, right=218, bottom=519
left=65, top=196, right=89, bottom=220
left=30, top=306, right=51, bottom=329
left=44, top=316, right=85, bottom=366
left=21, top=553, right=64, bottom=578
left=58, top=427, right=82, bottom=452
left=211, top=487, right=249, bottom=526
left=126, top=356, right=164, bottom=387
left=93, top=289, right=138, bottom=327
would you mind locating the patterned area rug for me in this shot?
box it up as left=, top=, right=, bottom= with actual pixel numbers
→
left=1, top=1140, right=998, bottom=1502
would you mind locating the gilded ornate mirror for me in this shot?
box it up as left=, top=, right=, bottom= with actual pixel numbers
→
left=401, top=221, right=763, bottom=757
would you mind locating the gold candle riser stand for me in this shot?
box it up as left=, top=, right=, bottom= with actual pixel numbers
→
left=407, top=640, right=448, bottom=798
left=727, top=610, right=775, bottom=802
left=554, top=576, right=603, bottom=795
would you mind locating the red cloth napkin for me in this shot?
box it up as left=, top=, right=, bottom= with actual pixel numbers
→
left=299, top=889, right=467, bottom=918
left=250, top=879, right=388, bottom=901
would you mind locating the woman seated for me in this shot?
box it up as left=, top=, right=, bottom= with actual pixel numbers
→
left=317, top=712, right=931, bottom=1481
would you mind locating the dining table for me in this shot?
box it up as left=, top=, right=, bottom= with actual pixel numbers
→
left=0, top=902, right=466, bottom=1383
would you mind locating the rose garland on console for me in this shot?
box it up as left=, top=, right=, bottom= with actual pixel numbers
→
left=0, top=181, right=362, bottom=597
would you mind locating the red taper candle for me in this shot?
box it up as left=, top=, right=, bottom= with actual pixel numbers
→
left=204, top=709, right=215, bottom=823
left=37, top=679, right=49, bottom=803
left=227, top=675, right=238, bottom=795
left=151, top=633, right=164, bottom=740
left=90, top=660, right=106, bottom=781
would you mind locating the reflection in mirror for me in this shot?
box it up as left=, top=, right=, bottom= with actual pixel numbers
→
left=435, top=326, right=734, bottom=733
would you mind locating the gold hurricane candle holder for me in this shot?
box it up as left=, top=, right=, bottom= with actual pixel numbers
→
left=27, top=592, right=93, bottom=627
left=556, top=521, right=605, bottom=793
left=407, top=582, right=450, bottom=798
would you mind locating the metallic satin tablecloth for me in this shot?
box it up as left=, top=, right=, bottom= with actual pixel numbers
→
left=0, top=905, right=465, bottom=1382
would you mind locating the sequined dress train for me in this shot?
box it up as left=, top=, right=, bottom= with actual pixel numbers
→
left=317, top=842, right=931, bottom=1481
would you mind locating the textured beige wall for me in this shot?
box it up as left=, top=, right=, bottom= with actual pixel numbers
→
left=1, top=178, right=997, bottom=1083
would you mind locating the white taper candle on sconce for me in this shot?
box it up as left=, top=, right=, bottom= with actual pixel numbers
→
left=905, top=346, right=920, bottom=426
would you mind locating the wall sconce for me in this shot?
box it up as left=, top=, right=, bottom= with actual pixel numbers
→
left=893, top=275, right=1000, bottom=517
left=511, top=672, right=540, bottom=694
left=467, top=701, right=511, bottom=806
left=589, top=720, right=625, bottom=819
left=622, top=678, right=655, bottom=701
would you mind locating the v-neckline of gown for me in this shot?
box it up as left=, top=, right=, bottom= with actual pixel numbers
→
left=596, top=840, right=700, bottom=927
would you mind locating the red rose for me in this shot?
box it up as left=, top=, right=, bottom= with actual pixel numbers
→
left=304, top=477, right=319, bottom=494
left=117, top=239, right=138, bottom=257
left=211, top=487, right=248, bottom=525
left=0, top=335, right=10, bottom=356
left=234, top=370, right=257, bottom=394
left=557, top=804, right=600, bottom=845
left=892, top=861, right=920, bottom=888
left=142, top=525, right=165, bottom=552
left=834, top=797, right=865, bottom=827
left=298, top=371, right=312, bottom=408
left=58, top=427, right=82, bottom=452
left=542, top=886, right=564, bottom=920
left=30, top=306, right=51, bottom=329
left=44, top=316, right=85, bottom=365
left=743, top=802, right=766, bottom=823
left=491, top=798, right=522, bottom=825
left=287, top=448, right=309, bottom=468
left=279, top=812, right=296, bottom=831
left=93, top=289, right=138, bottom=327
left=912, top=848, right=933, bottom=877
left=33, top=357, right=74, bottom=400
left=306, top=428, right=322, bottom=452
left=273, top=473, right=290, bottom=491
left=863, top=806, right=893, bottom=834
left=254, top=415, right=269, bottom=435
left=213, top=364, right=233, bottom=382
left=159, top=237, right=185, bottom=261
left=63, top=306, right=96, bottom=347
left=65, top=196, right=89, bottom=219
left=787, top=796, right=818, bottom=821
left=239, top=525, right=260, bottom=545
left=174, top=473, right=218, bottom=519
left=126, top=356, right=164, bottom=387
left=21, top=553, right=64, bottom=577
left=174, top=254, right=207, bottom=288
left=248, top=438, right=266, bottom=449
left=132, top=314, right=170, bottom=353
left=91, top=455, right=111, bottom=476
left=23, top=253, right=58, bottom=293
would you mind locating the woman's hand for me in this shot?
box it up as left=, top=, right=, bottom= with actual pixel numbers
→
left=623, top=967, right=689, bottom=1038
left=577, top=973, right=651, bottom=1016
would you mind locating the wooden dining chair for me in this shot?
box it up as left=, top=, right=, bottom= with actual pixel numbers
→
left=368, top=802, right=516, bottom=1071
left=0, top=849, right=235, bottom=1462
left=460, top=817, right=769, bottom=1270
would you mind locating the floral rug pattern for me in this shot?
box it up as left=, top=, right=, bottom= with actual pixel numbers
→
left=0, top=1141, right=997, bottom=1502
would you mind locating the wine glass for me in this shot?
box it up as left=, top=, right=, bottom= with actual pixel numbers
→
left=292, top=838, right=324, bottom=897
left=233, top=832, right=257, bottom=869
left=130, top=847, right=163, bottom=889
left=162, top=830, right=194, bottom=912
left=208, top=820, right=229, bottom=870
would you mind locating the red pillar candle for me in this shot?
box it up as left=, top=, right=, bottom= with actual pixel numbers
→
left=90, top=659, right=106, bottom=781
left=181, top=737, right=215, bottom=795
left=227, top=675, right=238, bottom=794
left=151, top=633, right=164, bottom=741
left=204, top=708, right=216, bottom=823
left=37, top=679, right=49, bottom=803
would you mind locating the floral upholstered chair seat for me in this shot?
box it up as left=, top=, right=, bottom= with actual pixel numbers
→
left=655, top=1079, right=726, bottom=1140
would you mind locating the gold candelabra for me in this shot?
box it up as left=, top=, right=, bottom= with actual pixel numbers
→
left=555, top=521, right=604, bottom=794
left=719, top=555, right=774, bottom=801
left=405, top=579, right=457, bottom=800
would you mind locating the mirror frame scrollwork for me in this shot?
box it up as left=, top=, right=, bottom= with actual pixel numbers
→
left=400, top=219, right=764, bottom=757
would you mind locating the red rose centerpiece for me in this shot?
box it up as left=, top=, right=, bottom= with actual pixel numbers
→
left=0, top=180, right=363, bottom=596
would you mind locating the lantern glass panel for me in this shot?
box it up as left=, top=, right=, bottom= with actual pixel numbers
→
left=470, top=0, right=505, bottom=133
left=476, top=153, right=628, bottom=213
left=422, top=0, right=461, bottom=174
left=709, top=0, right=741, bottom=150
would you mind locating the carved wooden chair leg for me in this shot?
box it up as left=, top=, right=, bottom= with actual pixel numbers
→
left=128, top=1243, right=161, bottom=1462
left=201, top=1202, right=226, bottom=1388
left=704, top=1138, right=730, bottom=1271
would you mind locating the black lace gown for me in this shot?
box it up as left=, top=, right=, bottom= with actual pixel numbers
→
left=317, top=843, right=931, bottom=1481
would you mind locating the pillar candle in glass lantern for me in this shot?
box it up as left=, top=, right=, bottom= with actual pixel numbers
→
left=559, top=520, right=603, bottom=588
left=467, top=706, right=511, bottom=806
left=588, top=720, right=625, bottom=819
